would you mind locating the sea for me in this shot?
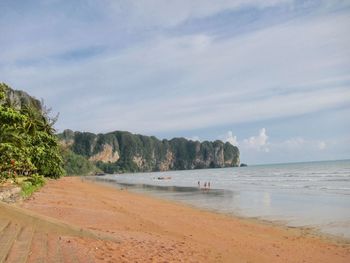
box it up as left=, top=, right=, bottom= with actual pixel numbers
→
left=92, top=159, right=350, bottom=239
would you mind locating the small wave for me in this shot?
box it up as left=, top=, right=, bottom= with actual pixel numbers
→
left=320, top=186, right=350, bottom=191
left=324, top=178, right=350, bottom=182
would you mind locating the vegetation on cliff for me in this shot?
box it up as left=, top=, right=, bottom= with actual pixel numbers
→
left=0, top=83, right=64, bottom=186
left=60, top=147, right=100, bottom=176
left=59, top=130, right=240, bottom=174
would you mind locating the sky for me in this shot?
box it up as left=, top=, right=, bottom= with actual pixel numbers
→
left=0, top=0, right=349, bottom=164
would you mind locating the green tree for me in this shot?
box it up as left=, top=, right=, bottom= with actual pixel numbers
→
left=0, top=83, right=64, bottom=180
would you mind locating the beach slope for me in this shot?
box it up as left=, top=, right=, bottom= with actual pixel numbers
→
left=2, top=177, right=349, bottom=262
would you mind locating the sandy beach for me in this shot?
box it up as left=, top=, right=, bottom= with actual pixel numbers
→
left=3, top=176, right=347, bottom=262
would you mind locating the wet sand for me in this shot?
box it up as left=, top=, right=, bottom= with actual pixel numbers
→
left=18, top=177, right=350, bottom=262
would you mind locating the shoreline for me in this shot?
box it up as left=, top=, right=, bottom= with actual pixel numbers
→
left=87, top=175, right=350, bottom=245
left=14, top=176, right=350, bottom=262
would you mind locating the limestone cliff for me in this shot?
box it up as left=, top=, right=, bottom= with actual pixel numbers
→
left=58, top=130, right=240, bottom=174
left=89, top=145, right=120, bottom=163
left=0, top=83, right=41, bottom=111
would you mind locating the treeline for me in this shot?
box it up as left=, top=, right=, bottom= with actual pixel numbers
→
left=60, top=147, right=100, bottom=176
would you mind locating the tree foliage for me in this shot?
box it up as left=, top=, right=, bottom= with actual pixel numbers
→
left=0, top=83, right=64, bottom=181
left=60, top=147, right=99, bottom=176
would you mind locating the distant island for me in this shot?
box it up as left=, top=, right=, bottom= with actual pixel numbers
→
left=59, top=129, right=240, bottom=175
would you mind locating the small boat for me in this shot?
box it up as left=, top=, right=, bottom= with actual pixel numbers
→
left=157, top=176, right=172, bottom=180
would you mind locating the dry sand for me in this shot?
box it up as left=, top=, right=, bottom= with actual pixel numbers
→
left=14, top=177, right=350, bottom=262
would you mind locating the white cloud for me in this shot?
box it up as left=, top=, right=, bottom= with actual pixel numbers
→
left=243, top=128, right=269, bottom=152
left=276, top=137, right=328, bottom=152
left=318, top=141, right=327, bottom=150
left=107, top=0, right=292, bottom=28
left=282, top=137, right=306, bottom=149
left=187, top=136, right=201, bottom=142
left=239, top=135, right=344, bottom=164
left=225, top=131, right=239, bottom=146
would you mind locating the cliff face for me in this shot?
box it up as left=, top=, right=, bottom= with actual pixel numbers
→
left=58, top=130, right=240, bottom=174
left=0, top=83, right=42, bottom=111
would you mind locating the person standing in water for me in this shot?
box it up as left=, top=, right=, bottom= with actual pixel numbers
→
left=198, top=181, right=200, bottom=188
left=208, top=182, right=211, bottom=189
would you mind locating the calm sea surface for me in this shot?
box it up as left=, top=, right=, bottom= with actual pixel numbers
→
left=93, top=159, right=350, bottom=239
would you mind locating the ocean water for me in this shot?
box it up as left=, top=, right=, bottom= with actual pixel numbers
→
left=94, top=159, right=350, bottom=239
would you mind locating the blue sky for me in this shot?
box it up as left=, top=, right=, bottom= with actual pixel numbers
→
left=0, top=0, right=349, bottom=164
